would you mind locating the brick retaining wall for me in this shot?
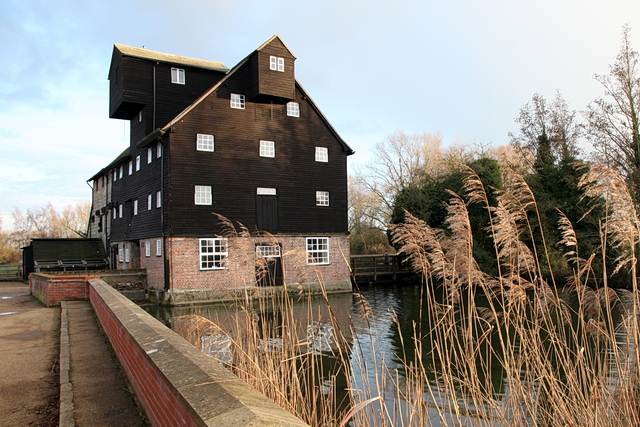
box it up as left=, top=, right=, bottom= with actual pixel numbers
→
left=88, top=279, right=309, bottom=427
left=30, top=274, right=97, bottom=307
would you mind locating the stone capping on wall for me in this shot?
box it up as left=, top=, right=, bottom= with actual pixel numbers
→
left=88, top=278, right=309, bottom=427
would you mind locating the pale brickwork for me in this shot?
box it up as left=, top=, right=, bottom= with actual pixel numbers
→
left=167, top=235, right=350, bottom=291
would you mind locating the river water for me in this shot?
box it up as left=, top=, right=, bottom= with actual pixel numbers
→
left=142, top=282, right=637, bottom=426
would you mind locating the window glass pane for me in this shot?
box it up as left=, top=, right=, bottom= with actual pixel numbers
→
left=316, top=191, right=329, bottom=206
left=200, top=238, right=228, bottom=269
left=306, top=237, right=329, bottom=265
left=315, top=147, right=328, bottom=162
left=197, top=134, right=214, bottom=152
left=195, top=185, right=212, bottom=205
left=260, top=140, right=275, bottom=158
left=230, top=93, right=245, bottom=109
left=287, top=102, right=300, bottom=117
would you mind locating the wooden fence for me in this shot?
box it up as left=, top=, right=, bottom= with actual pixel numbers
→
left=0, top=264, right=22, bottom=281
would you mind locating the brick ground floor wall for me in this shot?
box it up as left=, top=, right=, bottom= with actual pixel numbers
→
left=167, top=235, right=351, bottom=292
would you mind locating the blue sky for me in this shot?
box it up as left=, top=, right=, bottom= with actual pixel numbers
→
left=1, top=0, right=638, bottom=229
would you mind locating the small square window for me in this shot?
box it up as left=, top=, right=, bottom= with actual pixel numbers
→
left=197, top=134, right=214, bottom=152
left=145, top=241, right=150, bottom=257
left=269, top=56, right=285, bottom=72
left=200, top=238, right=228, bottom=270
left=135, top=155, right=141, bottom=171
left=133, top=200, right=138, bottom=215
left=306, top=237, right=329, bottom=265
left=156, top=191, right=161, bottom=208
left=147, top=148, right=153, bottom=164
left=316, top=191, right=329, bottom=206
left=230, top=93, right=245, bottom=109
left=287, top=102, right=300, bottom=117
left=171, top=67, right=185, bottom=84
left=147, top=194, right=152, bottom=210
left=156, top=239, right=162, bottom=256
left=315, top=147, right=328, bottom=162
left=195, top=185, right=212, bottom=205
left=260, top=140, right=275, bottom=158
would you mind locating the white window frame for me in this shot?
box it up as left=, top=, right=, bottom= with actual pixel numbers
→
left=133, top=200, right=138, bottom=215
left=128, top=161, right=133, bottom=175
left=171, top=67, right=185, bottom=85
left=119, top=166, right=123, bottom=179
left=156, top=191, right=161, bottom=208
left=118, top=246, right=124, bottom=263
left=230, top=93, right=245, bottom=109
left=256, top=187, right=277, bottom=195
left=125, top=244, right=131, bottom=263
left=113, top=169, right=117, bottom=182
left=138, top=111, right=143, bottom=122
left=286, top=102, right=300, bottom=117
left=113, top=208, right=117, bottom=219
left=260, top=140, right=275, bottom=158
left=157, top=143, right=162, bottom=158
left=315, top=147, right=328, bottom=162
left=197, top=134, right=214, bottom=152
left=200, top=238, right=228, bottom=270
left=119, top=204, right=123, bottom=218
left=316, top=191, right=330, bottom=206
left=156, top=239, right=162, bottom=256
left=269, top=56, right=285, bottom=72
left=195, top=185, right=212, bottom=205
left=145, top=241, right=150, bottom=257
left=135, top=155, right=141, bottom=171
left=256, top=245, right=281, bottom=258
left=306, top=237, right=329, bottom=265
left=147, top=194, right=152, bottom=210
left=147, top=148, right=153, bottom=164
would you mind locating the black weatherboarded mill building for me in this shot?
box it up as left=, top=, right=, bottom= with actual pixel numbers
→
left=88, top=35, right=354, bottom=301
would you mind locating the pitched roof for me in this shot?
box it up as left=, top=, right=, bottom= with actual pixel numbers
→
left=136, top=35, right=354, bottom=155
left=114, top=44, right=229, bottom=73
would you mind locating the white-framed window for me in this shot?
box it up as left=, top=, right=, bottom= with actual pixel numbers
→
left=256, top=187, right=277, bottom=195
left=113, top=169, right=117, bottom=181
left=315, top=147, right=328, bottom=162
left=147, top=194, right=152, bottom=210
left=128, top=161, right=133, bottom=175
left=125, top=244, right=131, bottom=263
left=269, top=56, right=285, bottom=72
left=195, top=185, right=212, bottom=205
left=113, top=208, right=117, bottom=219
left=156, top=191, right=161, bottom=208
left=230, top=93, right=245, bottom=109
left=135, top=155, right=141, bottom=171
left=118, top=246, right=124, bottom=263
left=260, top=140, right=275, bottom=158
left=156, top=239, right=162, bottom=256
left=119, top=204, right=123, bottom=218
left=256, top=245, right=281, bottom=258
left=197, top=134, right=214, bottom=152
left=200, top=238, right=228, bottom=270
left=306, top=237, right=329, bottom=265
left=171, top=67, right=185, bottom=84
left=286, top=102, right=300, bottom=117
left=133, top=200, right=138, bottom=215
left=157, top=143, right=162, bottom=158
left=145, top=241, right=150, bottom=257
left=147, top=148, right=153, bottom=164
left=119, top=166, right=123, bottom=179
left=316, top=191, right=329, bottom=206
left=138, top=111, right=143, bottom=122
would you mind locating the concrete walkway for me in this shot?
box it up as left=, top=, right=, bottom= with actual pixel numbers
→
left=0, top=282, right=147, bottom=426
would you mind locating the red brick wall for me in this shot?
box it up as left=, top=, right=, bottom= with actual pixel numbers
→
left=89, top=285, right=201, bottom=426
left=167, top=235, right=351, bottom=291
left=30, top=274, right=96, bottom=307
left=139, top=238, right=165, bottom=290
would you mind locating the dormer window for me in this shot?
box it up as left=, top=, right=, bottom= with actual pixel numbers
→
left=171, top=68, right=185, bottom=84
left=269, top=56, right=285, bottom=72
left=230, top=93, right=245, bottom=109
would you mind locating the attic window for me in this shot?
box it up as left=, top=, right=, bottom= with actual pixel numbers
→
left=230, top=93, right=245, bottom=109
left=171, top=68, right=185, bottom=85
left=270, top=56, right=285, bottom=72
left=286, top=102, right=300, bottom=117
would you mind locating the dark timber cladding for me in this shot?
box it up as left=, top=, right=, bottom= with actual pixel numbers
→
left=97, top=34, right=353, bottom=244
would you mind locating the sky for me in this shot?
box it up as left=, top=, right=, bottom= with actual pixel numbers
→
left=1, top=0, right=639, bottom=230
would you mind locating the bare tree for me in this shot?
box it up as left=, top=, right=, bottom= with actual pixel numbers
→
left=509, top=91, right=582, bottom=163
left=585, top=24, right=640, bottom=204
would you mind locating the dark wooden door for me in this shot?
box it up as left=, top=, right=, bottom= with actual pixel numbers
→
left=256, top=195, right=278, bottom=232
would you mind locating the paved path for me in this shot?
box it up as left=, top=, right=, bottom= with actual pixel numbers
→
left=0, top=282, right=147, bottom=426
